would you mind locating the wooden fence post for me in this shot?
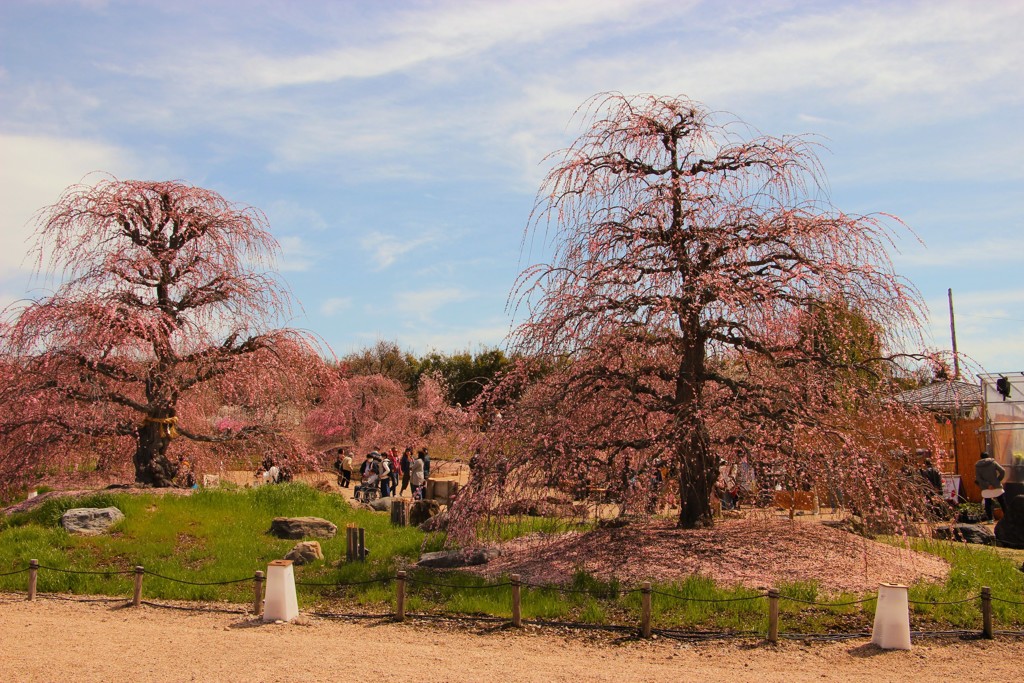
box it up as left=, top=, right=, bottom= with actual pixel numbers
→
left=132, top=566, right=144, bottom=607
left=768, top=589, right=780, bottom=644
left=391, top=499, right=409, bottom=527
left=641, top=582, right=652, bottom=639
left=253, top=571, right=265, bottom=617
left=28, top=559, right=38, bottom=601
left=346, top=525, right=354, bottom=562
left=396, top=571, right=406, bottom=622
left=511, top=574, right=522, bottom=628
left=981, top=586, right=993, bottom=639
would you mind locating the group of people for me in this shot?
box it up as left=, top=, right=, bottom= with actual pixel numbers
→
left=256, top=454, right=293, bottom=484
left=335, top=446, right=431, bottom=502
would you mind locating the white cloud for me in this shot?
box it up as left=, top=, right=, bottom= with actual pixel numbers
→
left=394, top=287, right=473, bottom=321
left=0, top=134, right=140, bottom=275
left=895, top=234, right=1024, bottom=268
left=360, top=231, right=437, bottom=270
left=320, top=296, right=353, bottom=317
left=276, top=235, right=317, bottom=272
left=148, top=0, right=664, bottom=91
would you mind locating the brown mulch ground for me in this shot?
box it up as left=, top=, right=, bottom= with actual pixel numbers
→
left=468, top=516, right=949, bottom=594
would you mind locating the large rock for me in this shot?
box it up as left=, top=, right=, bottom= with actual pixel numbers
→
left=368, top=496, right=399, bottom=512
left=409, top=499, right=441, bottom=527
left=417, top=547, right=501, bottom=569
left=60, top=507, right=125, bottom=535
left=269, top=516, right=337, bottom=539
left=284, top=541, right=324, bottom=565
left=995, top=494, right=1024, bottom=549
left=933, top=523, right=996, bottom=545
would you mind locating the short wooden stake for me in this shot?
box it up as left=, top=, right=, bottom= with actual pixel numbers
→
left=641, top=582, right=652, bottom=638
left=981, top=586, right=993, bottom=639
left=396, top=571, right=406, bottom=621
left=253, top=570, right=265, bottom=617
left=358, top=527, right=366, bottom=561
left=346, top=525, right=355, bottom=562
left=511, top=574, right=522, bottom=628
left=391, top=499, right=409, bottom=526
left=768, top=589, right=780, bottom=644
left=132, top=566, right=144, bottom=607
left=28, top=559, right=38, bottom=601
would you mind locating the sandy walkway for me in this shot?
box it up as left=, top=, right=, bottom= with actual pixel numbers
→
left=2, top=594, right=1019, bottom=683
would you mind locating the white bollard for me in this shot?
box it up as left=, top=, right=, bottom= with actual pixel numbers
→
left=871, top=583, right=911, bottom=650
left=263, top=559, right=299, bottom=623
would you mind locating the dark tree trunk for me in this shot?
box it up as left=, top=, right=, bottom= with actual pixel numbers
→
left=133, top=420, right=177, bottom=487
left=676, top=424, right=716, bottom=528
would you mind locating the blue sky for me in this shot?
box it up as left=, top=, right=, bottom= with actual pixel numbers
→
left=1, top=0, right=1022, bottom=372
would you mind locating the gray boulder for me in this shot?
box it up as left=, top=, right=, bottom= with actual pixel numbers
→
left=284, top=541, right=324, bottom=565
left=417, top=547, right=501, bottom=569
left=368, top=496, right=399, bottom=512
left=934, top=523, right=996, bottom=545
left=269, top=516, right=337, bottom=539
left=60, top=507, right=125, bottom=535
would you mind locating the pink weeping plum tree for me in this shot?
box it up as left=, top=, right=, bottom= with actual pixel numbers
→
left=454, top=94, right=941, bottom=535
left=0, top=178, right=328, bottom=490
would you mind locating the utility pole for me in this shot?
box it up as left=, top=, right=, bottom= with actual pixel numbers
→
left=948, top=288, right=960, bottom=379
left=948, top=288, right=961, bottom=477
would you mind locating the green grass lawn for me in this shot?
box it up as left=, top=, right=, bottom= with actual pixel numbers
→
left=1, top=485, right=1022, bottom=635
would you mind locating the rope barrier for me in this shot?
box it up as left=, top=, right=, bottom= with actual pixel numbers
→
left=6, top=558, right=1024, bottom=641
left=780, top=595, right=877, bottom=607
left=652, top=589, right=766, bottom=603
left=406, top=577, right=512, bottom=590
left=0, top=567, right=29, bottom=577
left=36, top=564, right=135, bottom=576
left=907, top=596, right=979, bottom=606
left=991, top=596, right=1024, bottom=606
left=143, top=570, right=252, bottom=586
left=295, top=577, right=392, bottom=588
left=520, top=580, right=639, bottom=595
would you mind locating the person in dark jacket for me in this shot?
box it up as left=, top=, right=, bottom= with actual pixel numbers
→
left=975, top=452, right=1007, bottom=521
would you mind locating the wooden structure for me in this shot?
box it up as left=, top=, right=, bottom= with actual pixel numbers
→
left=896, top=380, right=984, bottom=502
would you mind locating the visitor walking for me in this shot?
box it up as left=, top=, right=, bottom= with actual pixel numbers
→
left=410, top=450, right=426, bottom=500
left=400, top=446, right=412, bottom=495
left=975, top=452, right=1007, bottom=521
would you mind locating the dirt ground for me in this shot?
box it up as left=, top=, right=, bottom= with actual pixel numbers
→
left=1, top=594, right=1019, bottom=683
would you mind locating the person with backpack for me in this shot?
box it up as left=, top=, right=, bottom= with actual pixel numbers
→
left=376, top=449, right=392, bottom=498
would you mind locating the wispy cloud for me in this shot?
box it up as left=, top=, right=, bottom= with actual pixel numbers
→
left=276, top=235, right=318, bottom=272
left=0, top=134, right=143, bottom=274
left=896, top=234, right=1024, bottom=268
left=320, top=296, right=353, bottom=317
left=360, top=231, right=437, bottom=270
left=394, top=287, right=473, bottom=321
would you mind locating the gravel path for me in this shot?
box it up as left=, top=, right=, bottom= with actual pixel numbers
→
left=2, top=594, right=1020, bottom=683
